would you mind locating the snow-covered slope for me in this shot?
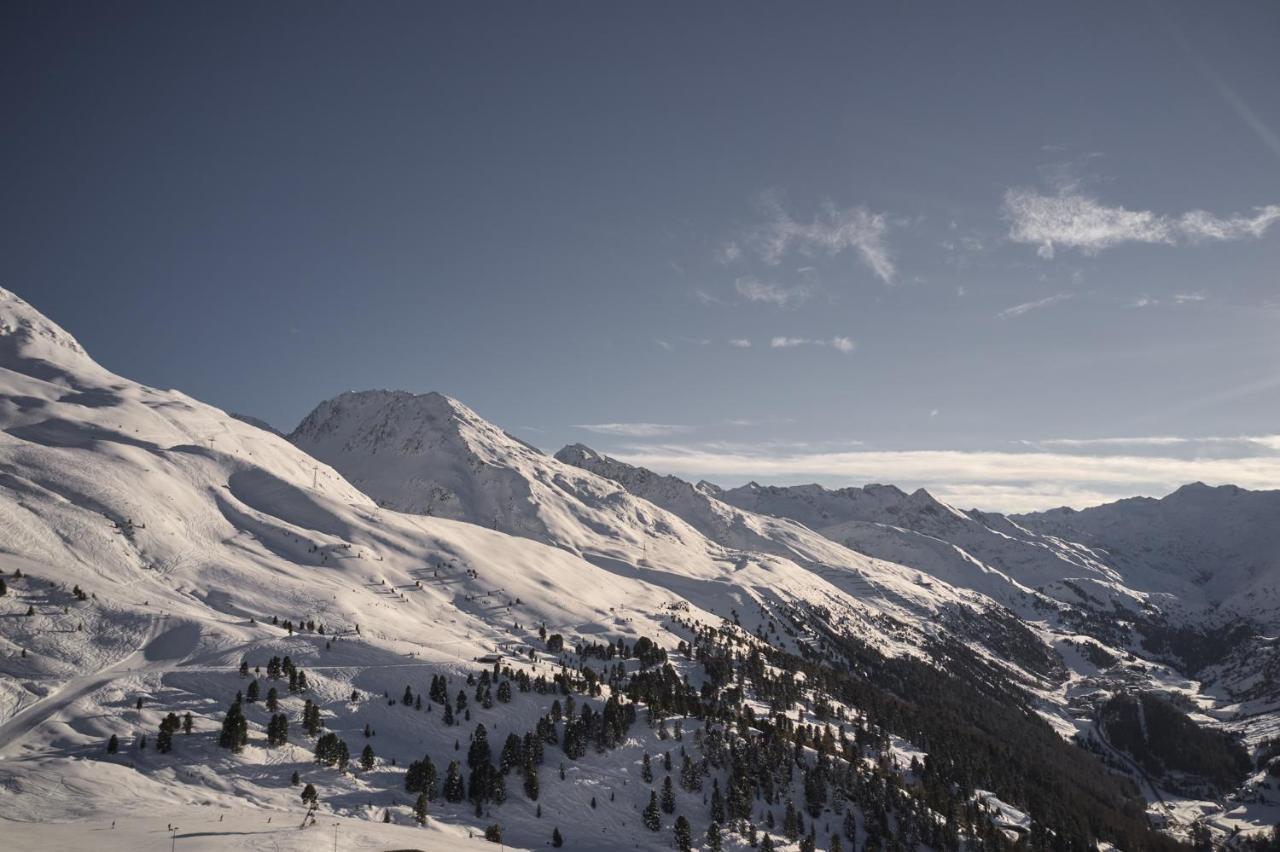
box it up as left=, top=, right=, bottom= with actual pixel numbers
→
left=657, top=479, right=1154, bottom=620
left=1019, top=483, right=1280, bottom=627
left=2, top=285, right=1276, bottom=848
left=0, top=287, right=758, bottom=848
left=0, top=286, right=1065, bottom=851
left=290, top=392, right=1013, bottom=659
left=554, top=443, right=1051, bottom=613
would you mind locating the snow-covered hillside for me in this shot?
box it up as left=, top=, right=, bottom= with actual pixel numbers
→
left=290, top=391, right=1017, bottom=663
left=1, top=285, right=1276, bottom=849
left=1019, top=484, right=1280, bottom=628
left=0, top=288, right=757, bottom=849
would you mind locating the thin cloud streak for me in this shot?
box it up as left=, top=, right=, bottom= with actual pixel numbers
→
left=769, top=336, right=857, bottom=353
left=1003, top=188, right=1280, bottom=257
left=573, top=423, right=692, bottom=438
left=995, top=293, right=1071, bottom=319
left=735, top=276, right=811, bottom=307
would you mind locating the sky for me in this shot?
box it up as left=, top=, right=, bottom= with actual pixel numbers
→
left=3, top=1, right=1279, bottom=512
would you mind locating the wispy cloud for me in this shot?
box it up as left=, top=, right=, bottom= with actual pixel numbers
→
left=723, top=196, right=897, bottom=283
left=1003, top=189, right=1280, bottom=258
left=611, top=439, right=1280, bottom=512
left=734, top=276, right=811, bottom=307
left=573, top=423, right=692, bottom=438
left=768, top=335, right=857, bottom=353
left=995, top=293, right=1071, bottom=320
left=1027, top=434, right=1280, bottom=453
left=728, top=338, right=752, bottom=348
left=1130, top=290, right=1210, bottom=309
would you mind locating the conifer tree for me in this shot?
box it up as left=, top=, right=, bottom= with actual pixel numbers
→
left=301, top=783, right=317, bottom=806
left=361, top=743, right=375, bottom=770
left=674, top=816, right=692, bottom=852
left=523, top=757, right=540, bottom=801
left=414, top=791, right=429, bottom=825
left=444, top=761, right=465, bottom=802
left=642, top=791, right=661, bottom=831
left=707, top=821, right=723, bottom=852
left=107, top=734, right=119, bottom=754
left=660, top=775, right=676, bottom=814
left=551, top=827, right=563, bottom=847
left=218, top=701, right=248, bottom=752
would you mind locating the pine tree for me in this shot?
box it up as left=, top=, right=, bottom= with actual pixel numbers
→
left=218, top=701, right=248, bottom=752
left=523, top=758, right=540, bottom=801
left=106, top=734, right=119, bottom=754
left=301, top=783, right=317, bottom=806
left=246, top=680, right=259, bottom=703
left=830, top=832, right=843, bottom=852
left=468, top=724, right=491, bottom=769
left=414, top=791, right=429, bottom=825
left=641, top=752, right=653, bottom=783
left=660, top=776, right=676, bottom=813
left=156, top=712, right=180, bottom=754
left=674, top=816, right=692, bottom=852
left=266, top=687, right=279, bottom=712
left=642, top=791, right=661, bottom=831
left=707, top=821, right=723, bottom=852
left=783, top=801, right=800, bottom=841
left=551, top=827, right=564, bottom=847
left=182, top=712, right=193, bottom=734
left=290, top=771, right=300, bottom=786
left=444, top=761, right=465, bottom=802
left=361, top=744, right=375, bottom=770
left=403, top=685, right=414, bottom=706
left=500, top=733, right=522, bottom=774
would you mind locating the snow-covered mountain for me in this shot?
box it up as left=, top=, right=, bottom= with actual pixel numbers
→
left=289, top=391, right=1018, bottom=663
left=1018, top=483, right=1280, bottom=627
left=1, top=285, right=1276, bottom=849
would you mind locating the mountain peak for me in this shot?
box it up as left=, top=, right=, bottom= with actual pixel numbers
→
left=0, top=288, right=96, bottom=377
left=554, top=443, right=602, bottom=465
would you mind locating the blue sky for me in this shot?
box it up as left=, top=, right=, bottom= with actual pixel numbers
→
left=3, top=2, right=1279, bottom=510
